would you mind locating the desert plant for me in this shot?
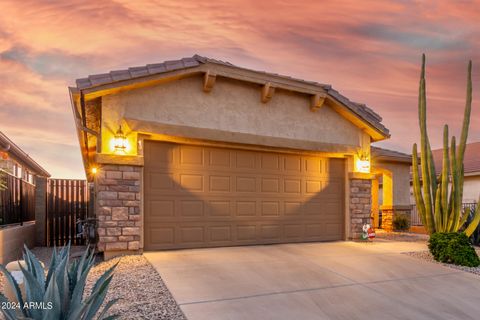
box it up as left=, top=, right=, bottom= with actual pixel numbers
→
left=0, top=244, right=118, bottom=320
left=412, top=55, right=480, bottom=236
left=466, top=205, right=480, bottom=245
left=393, top=214, right=410, bottom=231
left=428, top=232, right=480, bottom=267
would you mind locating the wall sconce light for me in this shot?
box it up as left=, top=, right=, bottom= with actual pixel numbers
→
left=355, top=149, right=371, bottom=174
left=355, top=156, right=370, bottom=173
left=114, top=125, right=127, bottom=153
left=91, top=167, right=98, bottom=175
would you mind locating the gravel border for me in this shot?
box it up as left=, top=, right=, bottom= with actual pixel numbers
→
left=86, top=255, right=186, bottom=319
left=0, top=249, right=186, bottom=320
left=374, top=230, right=429, bottom=242
left=404, top=250, right=480, bottom=276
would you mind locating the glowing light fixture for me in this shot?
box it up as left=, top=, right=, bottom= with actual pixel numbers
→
left=114, top=125, right=127, bottom=153
left=355, top=157, right=370, bottom=173
left=91, top=167, right=98, bottom=175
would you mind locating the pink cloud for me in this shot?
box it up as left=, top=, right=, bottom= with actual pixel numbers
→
left=0, top=0, right=480, bottom=177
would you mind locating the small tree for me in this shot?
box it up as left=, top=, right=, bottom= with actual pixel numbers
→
left=412, top=55, right=480, bottom=236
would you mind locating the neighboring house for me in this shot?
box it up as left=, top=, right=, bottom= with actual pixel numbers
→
left=70, top=55, right=395, bottom=258
left=431, top=141, right=480, bottom=204
left=0, top=132, right=50, bottom=184
left=371, top=147, right=412, bottom=230
left=0, top=131, right=50, bottom=264
left=408, top=142, right=480, bottom=205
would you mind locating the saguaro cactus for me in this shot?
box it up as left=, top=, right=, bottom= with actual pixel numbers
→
left=412, top=55, right=480, bottom=236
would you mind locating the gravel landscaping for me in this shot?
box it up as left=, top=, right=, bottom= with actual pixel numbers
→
left=405, top=249, right=480, bottom=276
left=0, top=248, right=186, bottom=320
left=374, top=230, right=429, bottom=242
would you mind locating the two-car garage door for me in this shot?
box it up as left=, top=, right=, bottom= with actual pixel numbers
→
left=144, top=141, right=345, bottom=250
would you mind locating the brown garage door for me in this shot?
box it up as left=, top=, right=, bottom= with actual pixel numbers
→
left=144, top=141, right=345, bottom=250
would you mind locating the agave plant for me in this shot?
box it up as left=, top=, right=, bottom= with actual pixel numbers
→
left=412, top=55, right=480, bottom=236
left=0, top=245, right=118, bottom=320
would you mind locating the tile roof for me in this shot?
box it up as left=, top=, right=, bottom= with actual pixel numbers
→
left=75, top=54, right=389, bottom=136
left=371, top=146, right=412, bottom=163
left=432, top=141, right=480, bottom=175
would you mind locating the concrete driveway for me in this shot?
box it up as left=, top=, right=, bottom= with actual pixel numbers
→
left=144, top=241, right=480, bottom=320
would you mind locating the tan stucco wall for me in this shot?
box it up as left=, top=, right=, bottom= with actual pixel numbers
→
left=100, top=75, right=368, bottom=154
left=0, top=222, right=36, bottom=264
left=375, top=162, right=411, bottom=206
left=463, top=176, right=480, bottom=203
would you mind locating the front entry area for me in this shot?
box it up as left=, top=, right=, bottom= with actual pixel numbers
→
left=144, top=141, right=345, bottom=250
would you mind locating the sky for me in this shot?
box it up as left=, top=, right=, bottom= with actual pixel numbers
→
left=0, top=0, right=479, bottom=179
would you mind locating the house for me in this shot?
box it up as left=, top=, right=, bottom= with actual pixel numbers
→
left=371, top=146, right=412, bottom=230
left=0, top=131, right=50, bottom=264
left=431, top=141, right=480, bottom=204
left=69, top=55, right=403, bottom=258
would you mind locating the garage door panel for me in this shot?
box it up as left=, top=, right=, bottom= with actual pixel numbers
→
left=261, top=201, right=280, bottom=216
left=208, top=224, right=234, bottom=244
left=179, top=174, right=204, bottom=191
left=208, top=200, right=232, bottom=217
left=237, top=225, right=257, bottom=241
left=236, top=201, right=257, bottom=216
left=209, top=175, right=231, bottom=192
left=208, top=149, right=232, bottom=167
left=147, top=200, right=175, bottom=219
left=180, top=146, right=204, bottom=166
left=284, top=155, right=302, bottom=172
left=179, top=225, right=205, bottom=243
left=284, top=179, right=301, bottom=194
left=236, top=176, right=257, bottom=192
left=144, top=141, right=345, bottom=250
left=235, top=151, right=256, bottom=169
left=180, top=200, right=204, bottom=217
left=148, top=226, right=175, bottom=246
left=260, top=224, right=282, bottom=240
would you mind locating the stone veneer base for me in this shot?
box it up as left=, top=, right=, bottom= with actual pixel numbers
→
left=96, top=165, right=142, bottom=255
left=349, top=177, right=372, bottom=239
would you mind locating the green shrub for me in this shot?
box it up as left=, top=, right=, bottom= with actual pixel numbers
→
left=0, top=244, right=118, bottom=319
left=393, top=213, right=410, bottom=231
left=428, top=232, right=480, bottom=267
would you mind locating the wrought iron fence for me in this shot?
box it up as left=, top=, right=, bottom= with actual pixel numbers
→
left=410, top=202, right=478, bottom=226
left=0, top=171, right=36, bottom=226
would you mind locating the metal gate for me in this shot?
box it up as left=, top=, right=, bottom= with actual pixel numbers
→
left=46, top=179, right=90, bottom=246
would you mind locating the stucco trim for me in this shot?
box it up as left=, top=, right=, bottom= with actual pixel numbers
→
left=127, top=118, right=360, bottom=154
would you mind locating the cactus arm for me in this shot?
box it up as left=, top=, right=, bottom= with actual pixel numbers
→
left=456, top=61, right=472, bottom=215
left=457, top=61, right=472, bottom=164
left=412, top=144, right=427, bottom=227
left=448, top=137, right=461, bottom=231
left=427, top=139, right=438, bottom=205
left=441, top=125, right=449, bottom=228
left=464, top=198, right=480, bottom=237
left=418, top=55, right=435, bottom=233
left=434, top=183, right=442, bottom=231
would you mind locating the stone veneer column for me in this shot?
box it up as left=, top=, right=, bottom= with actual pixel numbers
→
left=381, top=205, right=394, bottom=232
left=349, top=175, right=373, bottom=239
left=95, top=165, right=141, bottom=258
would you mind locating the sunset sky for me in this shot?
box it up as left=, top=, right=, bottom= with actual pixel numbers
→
left=1, top=0, right=479, bottom=178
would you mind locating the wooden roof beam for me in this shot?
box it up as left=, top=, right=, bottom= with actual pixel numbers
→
left=261, top=82, right=275, bottom=103
left=310, top=93, right=326, bottom=112
left=203, top=71, right=216, bottom=92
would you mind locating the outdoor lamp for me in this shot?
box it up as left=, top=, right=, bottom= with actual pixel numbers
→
left=356, top=157, right=371, bottom=173
left=114, top=125, right=127, bottom=153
